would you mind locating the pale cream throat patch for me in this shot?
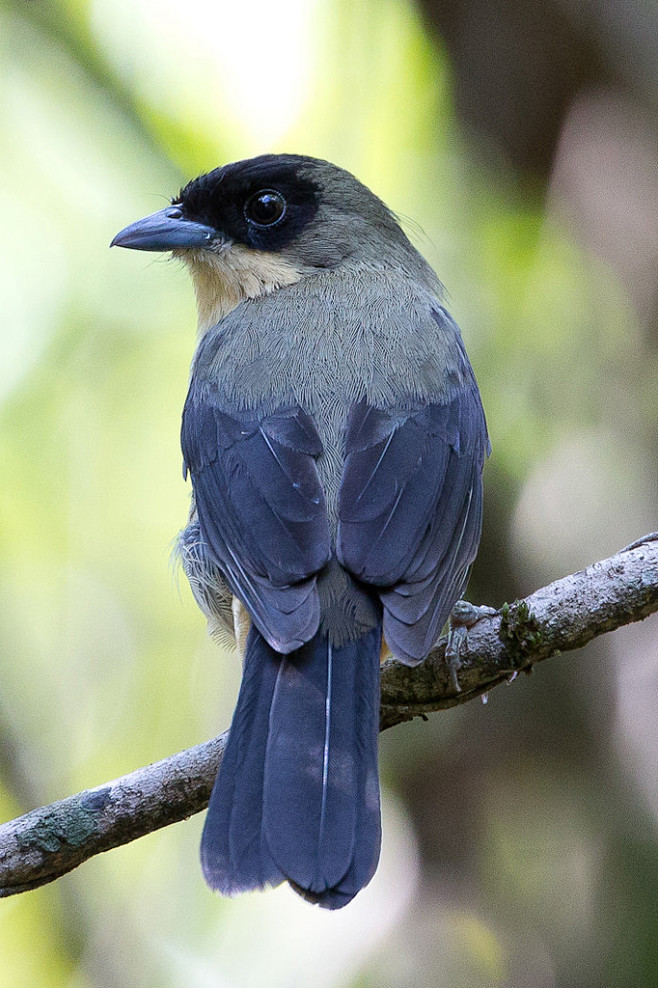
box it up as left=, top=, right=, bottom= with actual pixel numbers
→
left=178, top=243, right=304, bottom=334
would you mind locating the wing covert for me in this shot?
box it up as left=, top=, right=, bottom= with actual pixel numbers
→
left=182, top=393, right=332, bottom=653
left=337, top=373, right=489, bottom=664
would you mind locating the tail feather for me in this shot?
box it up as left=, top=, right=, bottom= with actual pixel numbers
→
left=201, top=624, right=382, bottom=907
left=289, top=627, right=382, bottom=909
left=321, top=632, right=382, bottom=906
left=201, top=642, right=284, bottom=894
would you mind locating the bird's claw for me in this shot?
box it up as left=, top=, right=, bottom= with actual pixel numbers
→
left=445, top=601, right=498, bottom=692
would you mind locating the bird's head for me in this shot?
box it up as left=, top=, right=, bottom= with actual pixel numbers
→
left=112, top=154, right=430, bottom=331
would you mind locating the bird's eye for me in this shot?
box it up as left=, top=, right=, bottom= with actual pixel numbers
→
left=244, top=189, right=286, bottom=228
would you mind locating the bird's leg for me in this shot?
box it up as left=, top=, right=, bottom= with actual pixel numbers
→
left=445, top=600, right=498, bottom=692
left=232, top=597, right=251, bottom=661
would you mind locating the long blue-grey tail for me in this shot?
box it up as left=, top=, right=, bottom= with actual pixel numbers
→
left=201, top=624, right=382, bottom=909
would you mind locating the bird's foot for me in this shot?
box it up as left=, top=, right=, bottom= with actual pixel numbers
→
left=445, top=601, right=498, bottom=692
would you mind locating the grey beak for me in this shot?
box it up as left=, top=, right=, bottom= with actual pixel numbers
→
left=111, top=206, right=218, bottom=251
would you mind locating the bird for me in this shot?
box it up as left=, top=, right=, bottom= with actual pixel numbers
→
left=111, top=153, right=489, bottom=909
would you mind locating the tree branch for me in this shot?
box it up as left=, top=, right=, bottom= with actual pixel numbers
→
left=1, top=536, right=657, bottom=897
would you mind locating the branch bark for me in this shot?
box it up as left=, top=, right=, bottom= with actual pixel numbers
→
left=1, top=536, right=657, bottom=898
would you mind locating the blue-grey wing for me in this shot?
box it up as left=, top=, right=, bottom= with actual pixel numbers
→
left=337, top=337, right=489, bottom=664
left=182, top=392, right=332, bottom=653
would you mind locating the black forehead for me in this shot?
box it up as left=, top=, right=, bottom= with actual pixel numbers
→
left=175, top=155, right=321, bottom=250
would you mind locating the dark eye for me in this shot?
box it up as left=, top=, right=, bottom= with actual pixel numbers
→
left=244, top=189, right=286, bottom=227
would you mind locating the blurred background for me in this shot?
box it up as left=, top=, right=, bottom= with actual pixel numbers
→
left=0, top=0, right=657, bottom=984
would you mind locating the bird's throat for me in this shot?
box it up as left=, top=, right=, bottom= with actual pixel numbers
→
left=177, top=244, right=304, bottom=334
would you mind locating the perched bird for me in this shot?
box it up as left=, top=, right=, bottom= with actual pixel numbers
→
left=112, top=154, right=489, bottom=909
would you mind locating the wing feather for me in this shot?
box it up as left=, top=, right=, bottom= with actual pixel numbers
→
left=338, top=361, right=488, bottom=663
left=182, top=394, right=331, bottom=652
